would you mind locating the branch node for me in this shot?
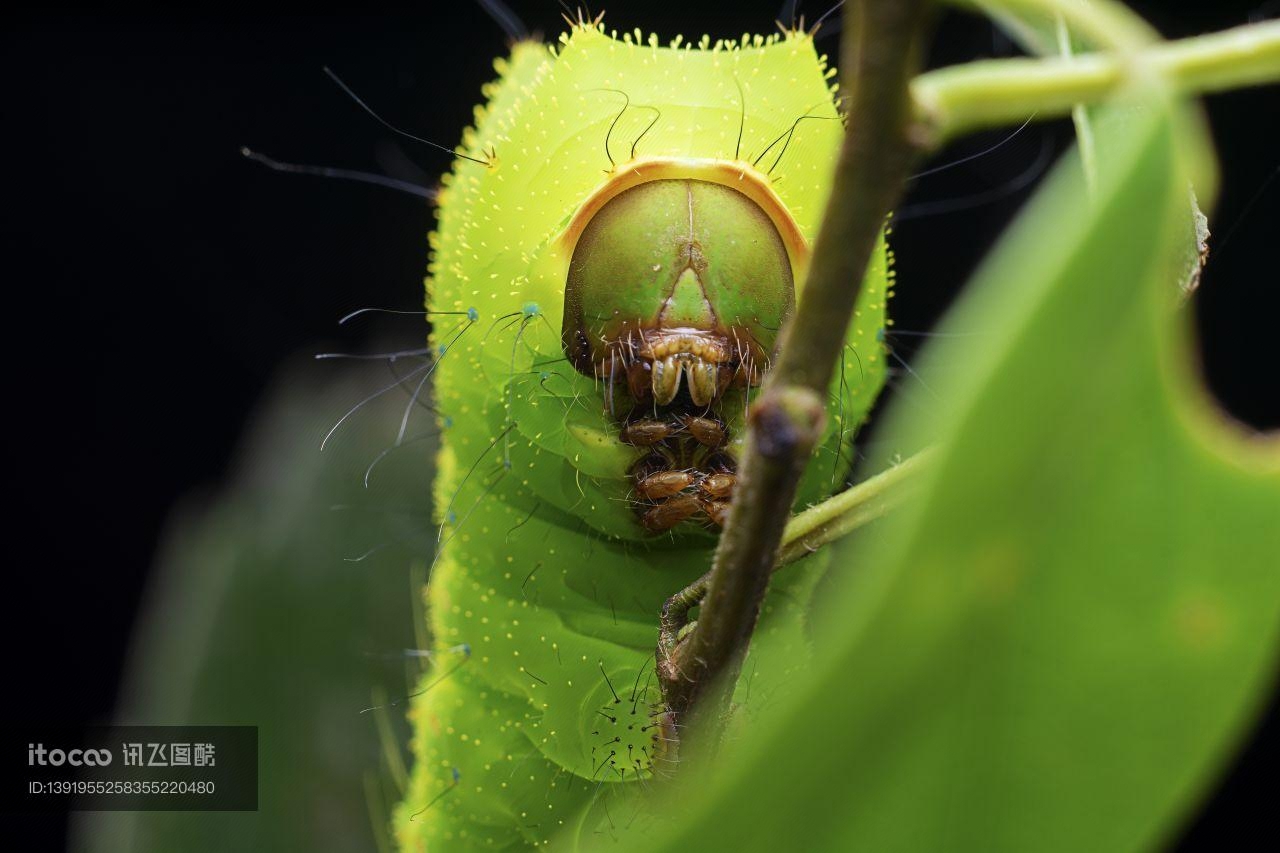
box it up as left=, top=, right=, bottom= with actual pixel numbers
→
left=750, top=387, right=826, bottom=460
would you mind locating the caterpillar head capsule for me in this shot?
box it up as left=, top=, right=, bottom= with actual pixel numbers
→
left=556, top=161, right=812, bottom=533
left=562, top=178, right=794, bottom=407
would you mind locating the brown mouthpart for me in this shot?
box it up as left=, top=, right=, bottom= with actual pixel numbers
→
left=572, top=324, right=768, bottom=408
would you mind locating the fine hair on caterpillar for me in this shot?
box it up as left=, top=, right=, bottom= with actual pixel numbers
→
left=591, top=88, right=662, bottom=168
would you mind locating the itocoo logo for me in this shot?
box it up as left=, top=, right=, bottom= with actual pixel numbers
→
left=28, top=743, right=113, bottom=766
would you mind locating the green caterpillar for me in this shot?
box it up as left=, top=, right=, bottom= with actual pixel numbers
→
left=396, top=18, right=889, bottom=850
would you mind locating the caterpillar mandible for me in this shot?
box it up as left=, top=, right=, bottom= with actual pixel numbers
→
left=397, top=17, right=889, bottom=850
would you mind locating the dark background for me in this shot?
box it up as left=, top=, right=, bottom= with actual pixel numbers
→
left=4, top=1, right=1276, bottom=850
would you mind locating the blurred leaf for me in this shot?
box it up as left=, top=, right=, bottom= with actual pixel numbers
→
left=70, top=355, right=434, bottom=853
left=988, top=3, right=1212, bottom=297
left=980, top=3, right=1062, bottom=56
left=621, top=84, right=1279, bottom=852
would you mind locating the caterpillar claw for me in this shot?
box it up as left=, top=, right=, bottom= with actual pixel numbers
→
left=701, top=499, right=732, bottom=528
left=622, top=404, right=740, bottom=533
left=680, top=415, right=726, bottom=448
left=698, top=473, right=737, bottom=500
left=636, top=470, right=697, bottom=500
left=620, top=419, right=676, bottom=446
left=641, top=493, right=702, bottom=532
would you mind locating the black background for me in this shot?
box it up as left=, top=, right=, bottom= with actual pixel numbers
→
left=4, top=1, right=1276, bottom=850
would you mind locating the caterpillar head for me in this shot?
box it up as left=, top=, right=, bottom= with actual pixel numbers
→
left=555, top=158, right=813, bottom=532
left=560, top=159, right=807, bottom=410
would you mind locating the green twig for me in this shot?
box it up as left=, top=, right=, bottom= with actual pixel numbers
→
left=779, top=448, right=935, bottom=565
left=656, top=448, right=934, bottom=670
left=914, top=20, right=1280, bottom=143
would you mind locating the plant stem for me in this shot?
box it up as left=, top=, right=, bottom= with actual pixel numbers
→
left=657, top=0, right=932, bottom=741
left=914, top=20, right=1280, bottom=143
left=657, top=447, right=935, bottom=670
left=779, top=448, right=935, bottom=565
left=1055, top=13, right=1098, bottom=196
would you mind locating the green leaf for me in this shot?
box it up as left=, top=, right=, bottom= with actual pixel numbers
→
left=70, top=359, right=430, bottom=853
left=621, top=88, right=1280, bottom=852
